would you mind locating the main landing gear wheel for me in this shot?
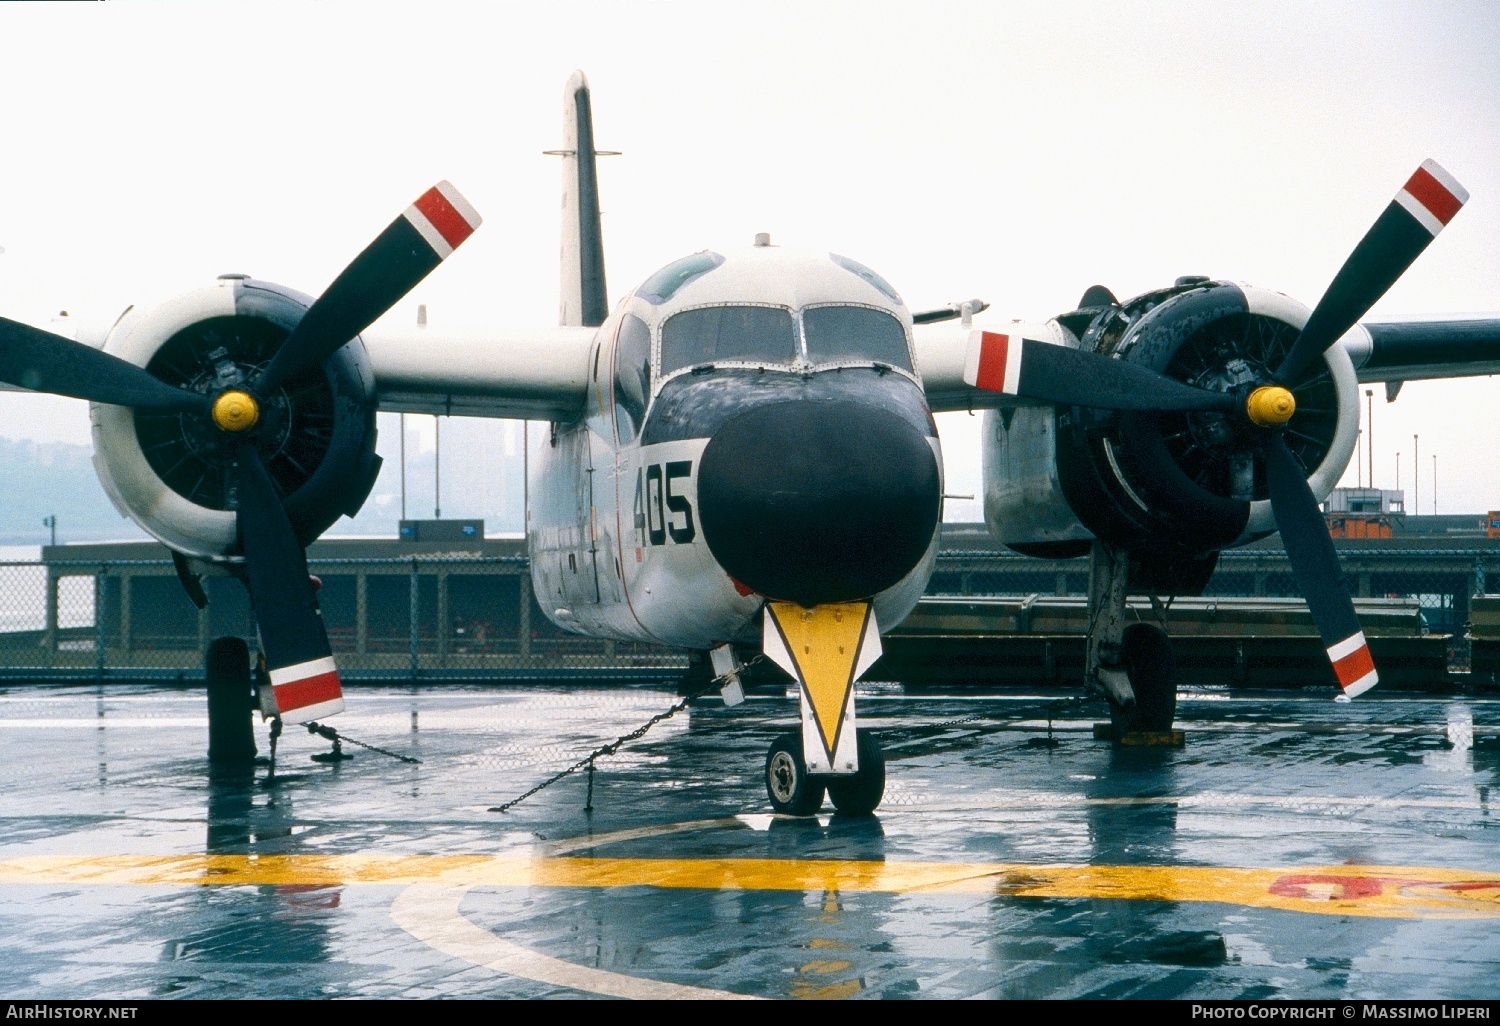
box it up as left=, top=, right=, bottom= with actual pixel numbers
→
left=824, top=729, right=886, bottom=816
left=765, top=732, right=825, bottom=816
left=1108, top=622, right=1178, bottom=735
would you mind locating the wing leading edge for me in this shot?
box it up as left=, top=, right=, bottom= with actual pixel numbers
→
left=1349, top=317, right=1500, bottom=384
left=366, top=324, right=594, bottom=421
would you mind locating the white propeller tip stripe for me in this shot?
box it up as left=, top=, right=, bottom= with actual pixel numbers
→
left=1327, top=631, right=1377, bottom=697
left=267, top=655, right=344, bottom=723
left=1394, top=192, right=1446, bottom=238
left=1395, top=160, right=1468, bottom=238
left=1325, top=633, right=1366, bottom=663
left=405, top=182, right=482, bottom=260
left=1418, top=159, right=1469, bottom=206
left=267, top=655, right=338, bottom=686
left=434, top=180, right=483, bottom=230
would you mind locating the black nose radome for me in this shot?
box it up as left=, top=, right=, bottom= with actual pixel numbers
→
left=697, top=399, right=940, bottom=606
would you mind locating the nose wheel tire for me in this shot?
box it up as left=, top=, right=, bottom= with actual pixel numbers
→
left=824, top=729, right=885, bottom=816
left=1107, top=622, right=1178, bottom=735
left=765, top=732, right=825, bottom=816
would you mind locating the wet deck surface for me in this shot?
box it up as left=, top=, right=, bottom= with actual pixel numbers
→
left=0, top=683, right=1496, bottom=999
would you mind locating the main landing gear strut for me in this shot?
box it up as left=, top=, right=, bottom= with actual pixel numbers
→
left=206, top=636, right=258, bottom=766
left=1086, top=540, right=1178, bottom=736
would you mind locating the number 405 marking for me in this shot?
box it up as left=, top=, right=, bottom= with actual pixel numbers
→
left=634, top=461, right=695, bottom=547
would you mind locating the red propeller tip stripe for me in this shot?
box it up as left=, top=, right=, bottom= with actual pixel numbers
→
left=407, top=181, right=482, bottom=259
left=965, top=330, right=1023, bottom=394
left=268, top=655, right=345, bottom=722
left=1395, top=160, right=1468, bottom=237
left=1327, top=631, right=1378, bottom=697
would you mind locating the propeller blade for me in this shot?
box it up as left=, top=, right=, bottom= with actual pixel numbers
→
left=1274, top=160, right=1468, bottom=385
left=256, top=181, right=482, bottom=395
left=235, top=445, right=344, bottom=723
left=1263, top=432, right=1378, bottom=697
left=964, top=330, right=1239, bottom=412
left=0, top=317, right=208, bottom=413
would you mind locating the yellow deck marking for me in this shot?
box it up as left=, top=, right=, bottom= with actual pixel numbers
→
left=2, top=854, right=1496, bottom=920
left=767, top=601, right=870, bottom=758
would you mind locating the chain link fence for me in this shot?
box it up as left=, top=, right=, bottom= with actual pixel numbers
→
left=0, top=555, right=689, bottom=682
left=0, top=545, right=1495, bottom=684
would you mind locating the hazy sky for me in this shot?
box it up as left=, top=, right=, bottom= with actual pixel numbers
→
left=0, top=0, right=1496, bottom=518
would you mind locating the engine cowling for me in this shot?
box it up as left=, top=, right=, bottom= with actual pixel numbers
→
left=90, top=275, right=382, bottom=562
left=1052, top=278, right=1358, bottom=559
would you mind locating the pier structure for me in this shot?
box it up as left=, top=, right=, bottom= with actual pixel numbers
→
left=6, top=518, right=1500, bottom=687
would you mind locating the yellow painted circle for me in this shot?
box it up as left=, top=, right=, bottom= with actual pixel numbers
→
left=1245, top=385, right=1296, bottom=427
left=211, top=390, right=260, bottom=433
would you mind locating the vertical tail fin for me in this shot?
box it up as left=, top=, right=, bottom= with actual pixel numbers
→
left=553, top=70, right=610, bottom=327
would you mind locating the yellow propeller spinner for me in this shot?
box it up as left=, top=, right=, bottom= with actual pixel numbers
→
left=1245, top=385, right=1295, bottom=428
left=211, top=390, right=260, bottom=433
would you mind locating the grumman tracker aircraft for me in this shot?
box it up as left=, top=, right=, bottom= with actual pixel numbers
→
left=0, top=72, right=1497, bottom=817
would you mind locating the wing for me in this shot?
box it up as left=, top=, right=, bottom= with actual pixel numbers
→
left=912, top=319, right=1055, bottom=414
left=364, top=324, right=595, bottom=420
left=915, top=314, right=1500, bottom=413
left=1350, top=316, right=1500, bottom=384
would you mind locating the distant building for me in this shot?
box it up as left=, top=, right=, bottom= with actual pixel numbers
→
left=1319, top=488, right=1490, bottom=541
left=1324, top=487, right=1405, bottom=515
left=1323, top=488, right=1404, bottom=539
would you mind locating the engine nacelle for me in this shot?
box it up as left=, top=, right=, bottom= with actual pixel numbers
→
left=985, top=279, right=1358, bottom=563
left=91, top=275, right=382, bottom=563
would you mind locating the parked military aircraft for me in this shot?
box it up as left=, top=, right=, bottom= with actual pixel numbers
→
left=941, top=158, right=1496, bottom=741
left=0, top=72, right=1496, bottom=815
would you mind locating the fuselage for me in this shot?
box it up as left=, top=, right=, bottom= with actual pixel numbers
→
left=529, top=244, right=944, bottom=650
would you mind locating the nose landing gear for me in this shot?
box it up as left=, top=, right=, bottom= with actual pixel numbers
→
left=760, top=599, right=888, bottom=815
left=823, top=730, right=886, bottom=816
left=764, top=729, right=886, bottom=817
left=765, top=733, right=825, bottom=817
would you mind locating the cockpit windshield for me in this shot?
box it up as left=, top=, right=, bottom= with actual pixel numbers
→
left=803, top=305, right=913, bottom=371
left=660, top=305, right=797, bottom=375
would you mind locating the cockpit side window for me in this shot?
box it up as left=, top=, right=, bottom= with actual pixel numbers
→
left=613, top=313, right=652, bottom=443
left=803, top=305, right=913, bottom=372
left=636, top=252, right=725, bottom=305
left=660, top=305, right=797, bottom=375
left=830, top=253, right=903, bottom=305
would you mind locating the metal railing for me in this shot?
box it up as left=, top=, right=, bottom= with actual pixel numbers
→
left=0, top=545, right=1494, bottom=681
left=0, top=555, right=688, bottom=681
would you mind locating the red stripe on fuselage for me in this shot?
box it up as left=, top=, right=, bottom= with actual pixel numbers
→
left=1403, top=166, right=1463, bottom=226
left=413, top=187, right=477, bottom=250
